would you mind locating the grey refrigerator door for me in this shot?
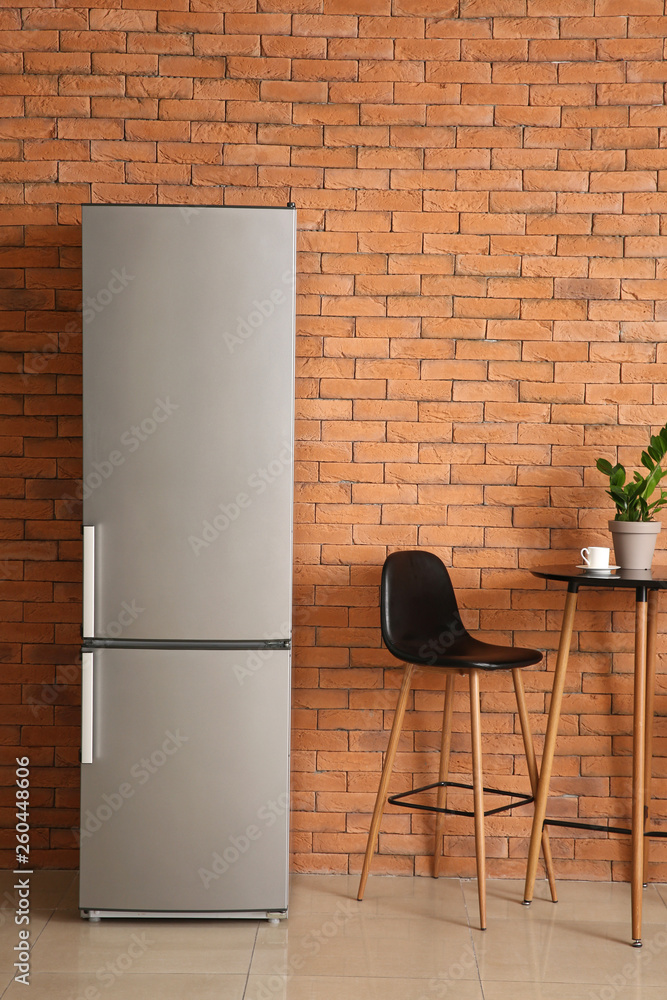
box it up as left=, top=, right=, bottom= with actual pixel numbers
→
left=82, top=205, right=295, bottom=643
left=79, top=647, right=290, bottom=913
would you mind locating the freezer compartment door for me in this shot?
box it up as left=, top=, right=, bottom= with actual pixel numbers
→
left=82, top=205, right=295, bottom=642
left=79, top=647, right=290, bottom=914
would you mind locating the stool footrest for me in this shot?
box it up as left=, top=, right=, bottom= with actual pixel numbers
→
left=543, top=817, right=667, bottom=839
left=388, top=779, right=534, bottom=819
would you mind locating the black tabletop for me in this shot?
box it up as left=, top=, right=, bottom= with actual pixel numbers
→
left=531, top=563, right=667, bottom=589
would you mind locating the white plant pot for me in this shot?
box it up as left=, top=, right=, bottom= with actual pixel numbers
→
left=608, top=520, right=661, bottom=571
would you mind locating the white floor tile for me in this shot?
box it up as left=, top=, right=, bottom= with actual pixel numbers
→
left=1, top=972, right=246, bottom=999
left=250, top=911, right=478, bottom=980
left=29, top=909, right=259, bottom=975
left=461, top=877, right=667, bottom=925
left=482, top=983, right=667, bottom=1000
left=245, top=974, right=484, bottom=1000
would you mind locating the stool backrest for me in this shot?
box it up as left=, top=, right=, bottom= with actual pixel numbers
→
left=381, top=550, right=468, bottom=665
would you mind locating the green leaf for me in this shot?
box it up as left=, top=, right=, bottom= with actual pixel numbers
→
left=641, top=463, right=664, bottom=502
left=610, top=465, right=626, bottom=487
left=596, top=458, right=614, bottom=476
left=648, top=492, right=667, bottom=515
left=608, top=486, right=628, bottom=505
left=651, top=433, right=667, bottom=460
left=642, top=451, right=656, bottom=471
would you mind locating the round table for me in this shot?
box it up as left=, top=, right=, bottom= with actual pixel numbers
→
left=522, top=563, right=667, bottom=947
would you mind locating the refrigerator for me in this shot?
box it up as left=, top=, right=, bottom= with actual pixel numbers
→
left=79, top=204, right=295, bottom=920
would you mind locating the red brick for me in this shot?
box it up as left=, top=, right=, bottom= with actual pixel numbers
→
left=531, top=84, right=595, bottom=106
left=0, top=30, right=58, bottom=52
left=559, top=16, right=626, bottom=38
left=262, top=36, right=326, bottom=59
left=159, top=55, right=225, bottom=77
left=126, top=120, right=187, bottom=141
left=128, top=33, right=193, bottom=56
left=0, top=75, right=58, bottom=97
left=26, top=96, right=91, bottom=117
left=57, top=121, right=122, bottom=144
left=90, top=140, right=156, bottom=162
left=132, top=77, right=194, bottom=99
left=226, top=56, right=291, bottom=80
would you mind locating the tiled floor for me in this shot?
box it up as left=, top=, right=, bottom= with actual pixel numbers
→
left=0, top=871, right=665, bottom=998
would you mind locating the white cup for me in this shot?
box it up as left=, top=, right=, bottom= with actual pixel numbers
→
left=581, top=546, right=610, bottom=569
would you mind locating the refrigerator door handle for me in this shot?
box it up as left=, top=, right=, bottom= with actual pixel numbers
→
left=83, top=525, right=95, bottom=637
left=81, top=652, right=94, bottom=764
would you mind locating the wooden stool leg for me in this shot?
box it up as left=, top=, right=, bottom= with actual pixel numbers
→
left=643, top=589, right=659, bottom=887
left=631, top=590, right=648, bottom=946
left=357, top=663, right=414, bottom=901
left=512, top=668, right=557, bottom=903
left=469, top=669, right=486, bottom=930
left=433, top=671, right=455, bottom=878
left=524, top=588, right=578, bottom=905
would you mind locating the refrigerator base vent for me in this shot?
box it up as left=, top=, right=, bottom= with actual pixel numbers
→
left=82, top=909, right=288, bottom=922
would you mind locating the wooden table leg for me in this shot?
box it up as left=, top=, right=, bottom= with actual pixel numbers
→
left=523, top=587, right=578, bottom=905
left=631, top=588, right=648, bottom=947
left=513, top=668, right=557, bottom=902
left=643, top=589, right=659, bottom=887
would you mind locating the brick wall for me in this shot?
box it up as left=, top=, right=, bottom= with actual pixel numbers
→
left=2, top=0, right=667, bottom=878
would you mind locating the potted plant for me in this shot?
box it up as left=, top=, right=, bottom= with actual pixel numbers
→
left=596, top=422, right=667, bottom=570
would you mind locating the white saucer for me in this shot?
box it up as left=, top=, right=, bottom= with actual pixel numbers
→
left=576, top=564, right=620, bottom=573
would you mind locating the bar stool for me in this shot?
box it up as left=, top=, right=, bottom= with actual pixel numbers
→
left=357, top=550, right=556, bottom=929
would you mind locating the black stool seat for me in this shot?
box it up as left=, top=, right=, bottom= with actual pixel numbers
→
left=386, top=632, right=543, bottom=671
left=357, top=549, right=557, bottom=929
